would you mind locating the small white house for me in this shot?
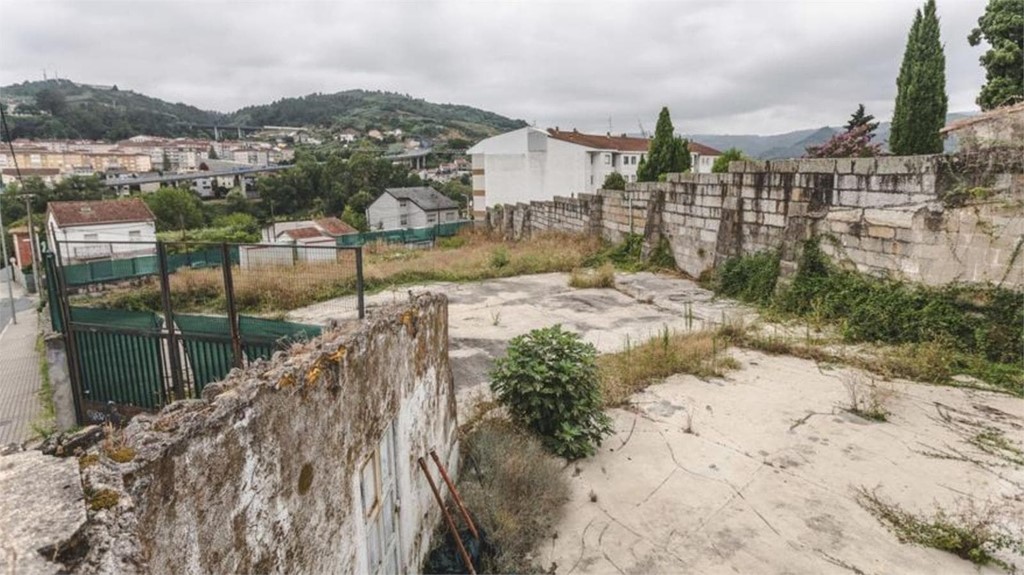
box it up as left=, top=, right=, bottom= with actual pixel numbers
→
left=689, top=142, right=723, bottom=174
left=367, top=187, right=460, bottom=231
left=46, top=198, right=157, bottom=263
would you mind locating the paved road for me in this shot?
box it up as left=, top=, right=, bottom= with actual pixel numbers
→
left=0, top=274, right=32, bottom=332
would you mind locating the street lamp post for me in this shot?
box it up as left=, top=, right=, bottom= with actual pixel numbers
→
left=0, top=185, right=17, bottom=324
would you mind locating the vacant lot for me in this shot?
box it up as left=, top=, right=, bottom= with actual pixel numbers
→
left=292, top=272, right=1024, bottom=573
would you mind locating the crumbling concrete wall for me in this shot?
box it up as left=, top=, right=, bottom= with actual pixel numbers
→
left=76, top=294, right=458, bottom=575
left=487, top=152, right=1024, bottom=288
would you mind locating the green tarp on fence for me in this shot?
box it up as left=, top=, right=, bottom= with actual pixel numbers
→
left=175, top=314, right=322, bottom=393
left=62, top=245, right=240, bottom=286
left=69, top=307, right=167, bottom=409
left=337, top=220, right=471, bottom=246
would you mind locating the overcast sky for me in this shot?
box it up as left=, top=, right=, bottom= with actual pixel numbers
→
left=0, top=0, right=989, bottom=135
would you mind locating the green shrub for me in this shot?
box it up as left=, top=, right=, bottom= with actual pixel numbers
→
left=715, top=249, right=780, bottom=306
left=490, top=325, right=612, bottom=459
left=489, top=247, right=510, bottom=269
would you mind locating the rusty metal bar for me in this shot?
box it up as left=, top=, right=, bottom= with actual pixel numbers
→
left=430, top=449, right=480, bottom=542
left=418, top=457, right=476, bottom=575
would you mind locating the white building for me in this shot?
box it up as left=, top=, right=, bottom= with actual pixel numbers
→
left=467, top=127, right=722, bottom=219
left=689, top=142, right=723, bottom=174
left=45, top=198, right=157, bottom=263
left=367, top=187, right=460, bottom=231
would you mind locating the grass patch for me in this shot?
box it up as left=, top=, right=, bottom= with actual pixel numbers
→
left=711, top=239, right=1023, bottom=394
left=584, top=233, right=677, bottom=273
left=80, top=230, right=605, bottom=314
left=31, top=332, right=57, bottom=440
left=855, top=488, right=1024, bottom=572
left=446, top=418, right=570, bottom=574
left=598, top=327, right=738, bottom=407
left=568, top=263, right=616, bottom=289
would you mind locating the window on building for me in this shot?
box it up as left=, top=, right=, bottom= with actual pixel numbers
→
left=427, top=213, right=437, bottom=224
left=128, top=230, right=141, bottom=241
left=445, top=211, right=456, bottom=222
left=633, top=156, right=638, bottom=165
left=604, top=154, right=611, bottom=165
left=399, top=200, right=407, bottom=209
left=84, top=233, right=98, bottom=241
left=400, top=215, right=408, bottom=227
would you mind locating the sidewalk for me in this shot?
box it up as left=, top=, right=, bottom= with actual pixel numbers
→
left=0, top=304, right=42, bottom=445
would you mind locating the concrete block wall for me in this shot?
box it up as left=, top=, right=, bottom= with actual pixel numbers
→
left=485, top=152, right=1024, bottom=289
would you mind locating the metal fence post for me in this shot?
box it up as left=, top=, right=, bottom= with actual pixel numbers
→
left=157, top=242, right=186, bottom=400
left=50, top=248, right=86, bottom=425
left=355, top=246, right=365, bottom=320
left=221, top=243, right=243, bottom=369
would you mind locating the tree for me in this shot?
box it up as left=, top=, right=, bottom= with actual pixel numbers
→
left=890, top=0, right=948, bottom=155
left=35, top=89, right=67, bottom=116
left=968, top=0, right=1024, bottom=110
left=806, top=125, right=884, bottom=158
left=711, top=148, right=748, bottom=173
left=208, top=146, right=219, bottom=160
left=845, top=104, right=880, bottom=133
left=143, top=187, right=205, bottom=232
left=602, top=172, right=626, bottom=190
left=636, top=107, right=691, bottom=182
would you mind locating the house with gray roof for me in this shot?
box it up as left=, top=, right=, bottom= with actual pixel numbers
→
left=366, top=187, right=460, bottom=231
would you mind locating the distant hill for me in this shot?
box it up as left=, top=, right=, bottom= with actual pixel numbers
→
left=230, top=90, right=529, bottom=141
left=689, top=112, right=975, bottom=159
left=0, top=79, right=226, bottom=140
left=0, top=79, right=528, bottom=143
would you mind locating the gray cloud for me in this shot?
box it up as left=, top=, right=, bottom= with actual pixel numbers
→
left=0, top=0, right=989, bottom=135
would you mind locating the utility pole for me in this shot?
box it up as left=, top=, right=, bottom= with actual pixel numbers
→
left=0, top=187, right=17, bottom=324
left=23, top=195, right=41, bottom=293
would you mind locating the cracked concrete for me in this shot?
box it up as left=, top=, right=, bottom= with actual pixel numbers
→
left=544, top=351, right=1024, bottom=574
left=290, top=272, right=1024, bottom=573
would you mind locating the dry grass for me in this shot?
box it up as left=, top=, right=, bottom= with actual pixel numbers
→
left=598, top=327, right=738, bottom=407
left=568, top=263, right=616, bottom=289
left=843, top=372, right=895, bottom=422
left=452, top=417, right=570, bottom=574
left=88, top=230, right=604, bottom=314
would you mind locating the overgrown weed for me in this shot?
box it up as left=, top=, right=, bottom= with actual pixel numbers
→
left=855, top=488, right=1024, bottom=572
left=450, top=418, right=570, bottom=574
left=711, top=239, right=1023, bottom=394
left=842, top=373, right=894, bottom=422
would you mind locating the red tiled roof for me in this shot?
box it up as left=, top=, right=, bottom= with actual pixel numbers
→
left=688, top=142, right=722, bottom=156
left=547, top=129, right=651, bottom=152
left=314, top=217, right=357, bottom=236
left=283, top=227, right=325, bottom=240
left=47, top=198, right=155, bottom=227
left=547, top=128, right=721, bottom=156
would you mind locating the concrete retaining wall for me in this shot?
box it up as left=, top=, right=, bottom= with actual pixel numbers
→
left=488, top=152, right=1024, bottom=288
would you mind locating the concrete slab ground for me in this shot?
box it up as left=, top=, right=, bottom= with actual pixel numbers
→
left=291, top=272, right=1024, bottom=573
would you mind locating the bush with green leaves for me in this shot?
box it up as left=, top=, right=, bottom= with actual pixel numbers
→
left=490, top=325, right=612, bottom=459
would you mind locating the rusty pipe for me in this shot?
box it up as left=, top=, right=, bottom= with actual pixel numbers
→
left=430, top=449, right=480, bottom=541
left=418, top=457, right=476, bottom=575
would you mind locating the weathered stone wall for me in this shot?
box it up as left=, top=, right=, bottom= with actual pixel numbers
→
left=487, top=152, right=1024, bottom=289
left=77, top=294, right=458, bottom=575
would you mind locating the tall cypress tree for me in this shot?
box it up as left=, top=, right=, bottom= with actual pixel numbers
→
left=890, top=0, right=948, bottom=155
left=637, top=107, right=691, bottom=182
